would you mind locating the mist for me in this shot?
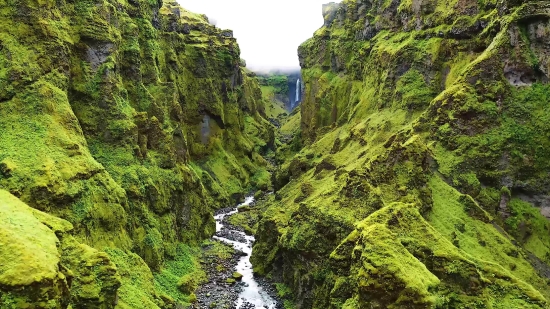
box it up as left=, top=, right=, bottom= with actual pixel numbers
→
left=177, top=0, right=342, bottom=72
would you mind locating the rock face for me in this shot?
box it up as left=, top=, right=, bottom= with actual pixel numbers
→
left=253, top=0, right=550, bottom=308
left=0, top=0, right=273, bottom=307
left=322, top=2, right=343, bottom=27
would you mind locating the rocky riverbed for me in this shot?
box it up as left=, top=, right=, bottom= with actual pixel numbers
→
left=193, top=197, right=282, bottom=309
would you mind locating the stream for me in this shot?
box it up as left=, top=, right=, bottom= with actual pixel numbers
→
left=212, top=196, right=279, bottom=309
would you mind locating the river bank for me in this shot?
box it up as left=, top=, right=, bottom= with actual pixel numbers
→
left=193, top=197, right=282, bottom=309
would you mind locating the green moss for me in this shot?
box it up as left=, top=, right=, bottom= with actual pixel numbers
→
left=280, top=110, right=301, bottom=136
left=251, top=168, right=272, bottom=191
left=0, top=0, right=274, bottom=306
left=0, top=190, right=63, bottom=288
left=61, top=237, right=121, bottom=308
left=394, top=69, right=436, bottom=110
left=506, top=198, right=550, bottom=263
left=257, top=75, right=290, bottom=96
left=228, top=207, right=260, bottom=235
left=154, top=244, right=205, bottom=306
left=0, top=190, right=121, bottom=308
left=336, top=204, right=441, bottom=308
left=330, top=200, right=547, bottom=308
left=275, top=283, right=297, bottom=309
left=104, top=248, right=162, bottom=309
left=253, top=1, right=550, bottom=307
left=261, top=85, right=288, bottom=119
left=226, top=278, right=236, bottom=285
left=428, top=177, right=549, bottom=296
left=178, top=274, right=198, bottom=294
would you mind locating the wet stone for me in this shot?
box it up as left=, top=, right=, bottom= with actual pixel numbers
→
left=195, top=197, right=282, bottom=309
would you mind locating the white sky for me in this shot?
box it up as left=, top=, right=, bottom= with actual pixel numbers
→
left=177, top=0, right=342, bottom=72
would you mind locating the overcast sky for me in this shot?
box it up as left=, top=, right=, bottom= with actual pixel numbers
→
left=178, top=0, right=342, bottom=72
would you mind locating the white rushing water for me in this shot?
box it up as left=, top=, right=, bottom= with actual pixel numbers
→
left=295, top=79, right=300, bottom=105
left=213, top=197, right=278, bottom=309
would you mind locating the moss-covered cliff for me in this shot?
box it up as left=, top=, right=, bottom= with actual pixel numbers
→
left=257, top=72, right=304, bottom=111
left=0, top=0, right=274, bottom=307
left=253, top=0, right=550, bottom=308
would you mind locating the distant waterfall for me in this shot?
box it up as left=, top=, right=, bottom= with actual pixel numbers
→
left=295, top=79, right=300, bottom=104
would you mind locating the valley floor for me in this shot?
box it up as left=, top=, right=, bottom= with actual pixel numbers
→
left=193, top=196, right=283, bottom=309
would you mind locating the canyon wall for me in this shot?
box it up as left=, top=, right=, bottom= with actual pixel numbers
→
left=0, top=0, right=273, bottom=307
left=253, top=0, right=550, bottom=308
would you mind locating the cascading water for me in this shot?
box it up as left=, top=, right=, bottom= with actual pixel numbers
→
left=295, top=79, right=300, bottom=106
left=213, top=197, right=279, bottom=309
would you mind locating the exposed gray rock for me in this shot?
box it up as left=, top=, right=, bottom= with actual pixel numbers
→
left=504, top=63, right=537, bottom=87
left=356, top=18, right=378, bottom=41
left=182, top=23, right=190, bottom=34
left=152, top=8, right=160, bottom=29
left=525, top=18, right=550, bottom=79
left=518, top=192, right=550, bottom=209
left=220, top=30, right=233, bottom=38
left=170, top=6, right=180, bottom=17
left=514, top=190, right=550, bottom=220
left=201, top=115, right=211, bottom=144
left=505, top=19, right=550, bottom=86
left=322, top=2, right=341, bottom=27
left=86, top=42, right=113, bottom=71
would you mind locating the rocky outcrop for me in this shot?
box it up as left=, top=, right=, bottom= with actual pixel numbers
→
left=0, top=190, right=120, bottom=308
left=253, top=0, right=550, bottom=308
left=322, top=2, right=343, bottom=27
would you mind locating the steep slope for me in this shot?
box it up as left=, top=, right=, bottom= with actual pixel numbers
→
left=252, top=0, right=550, bottom=308
left=0, top=0, right=274, bottom=307
left=257, top=74, right=288, bottom=124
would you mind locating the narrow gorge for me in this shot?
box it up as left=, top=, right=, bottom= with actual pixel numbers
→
left=1, top=0, right=550, bottom=308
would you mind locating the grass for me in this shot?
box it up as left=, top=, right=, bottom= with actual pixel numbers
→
left=153, top=244, right=205, bottom=306
left=506, top=198, right=550, bottom=263
left=280, top=110, right=301, bottom=136
left=261, top=85, right=288, bottom=119
left=428, top=176, right=550, bottom=300
left=104, top=249, right=161, bottom=309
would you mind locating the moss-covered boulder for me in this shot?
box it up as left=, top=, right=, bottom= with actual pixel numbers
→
left=232, top=272, right=243, bottom=281
left=0, top=190, right=120, bottom=308
left=330, top=202, right=546, bottom=308
left=0, top=190, right=71, bottom=308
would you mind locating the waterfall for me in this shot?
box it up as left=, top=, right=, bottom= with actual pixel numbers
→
left=295, top=79, right=300, bottom=104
